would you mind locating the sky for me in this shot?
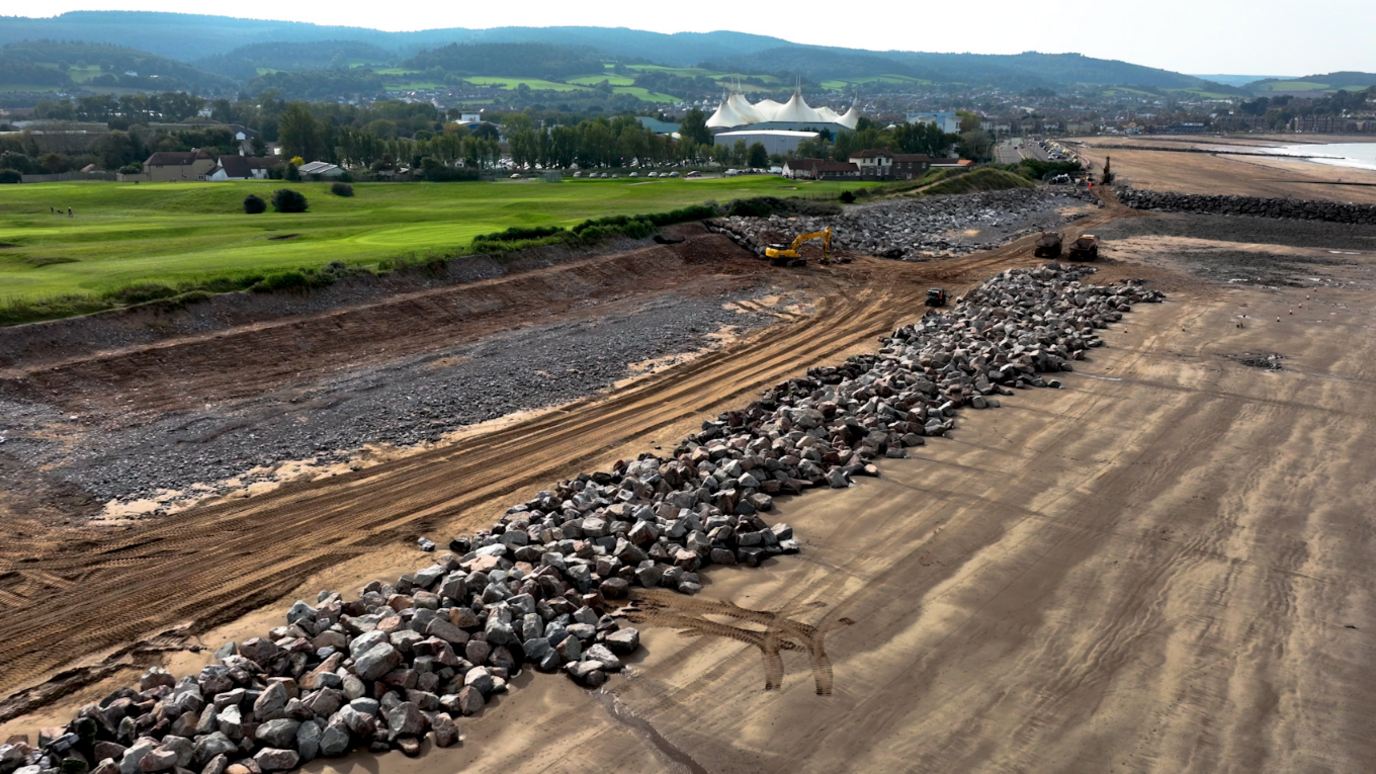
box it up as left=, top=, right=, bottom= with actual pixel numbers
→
left=26, top=1, right=1376, bottom=76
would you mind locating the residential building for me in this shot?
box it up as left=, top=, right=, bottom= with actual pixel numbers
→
left=137, top=149, right=214, bottom=182
left=846, top=150, right=946, bottom=180
left=783, top=159, right=861, bottom=180
left=204, top=155, right=278, bottom=181
left=907, top=111, right=962, bottom=134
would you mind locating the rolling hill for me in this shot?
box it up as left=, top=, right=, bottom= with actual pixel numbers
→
left=0, top=11, right=1249, bottom=97
left=1245, top=71, right=1376, bottom=93
left=0, top=39, right=234, bottom=94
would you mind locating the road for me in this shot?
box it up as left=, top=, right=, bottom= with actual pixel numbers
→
left=995, top=138, right=1053, bottom=165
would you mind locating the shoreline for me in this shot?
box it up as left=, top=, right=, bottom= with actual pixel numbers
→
left=1263, top=141, right=1376, bottom=172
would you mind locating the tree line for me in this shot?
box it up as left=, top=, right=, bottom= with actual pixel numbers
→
left=5, top=93, right=970, bottom=179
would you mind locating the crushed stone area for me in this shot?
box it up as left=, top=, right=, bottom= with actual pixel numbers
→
left=1094, top=214, right=1373, bottom=289
left=0, top=292, right=775, bottom=511
left=709, top=189, right=1099, bottom=260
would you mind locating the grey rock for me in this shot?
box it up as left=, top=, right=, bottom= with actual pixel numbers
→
left=252, top=749, right=299, bottom=772
left=295, top=720, right=324, bottom=763
left=353, top=643, right=402, bottom=682
left=318, top=723, right=351, bottom=758
left=253, top=720, right=299, bottom=749
left=605, top=627, right=641, bottom=655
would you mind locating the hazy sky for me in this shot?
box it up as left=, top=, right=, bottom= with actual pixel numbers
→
left=28, top=1, right=1376, bottom=75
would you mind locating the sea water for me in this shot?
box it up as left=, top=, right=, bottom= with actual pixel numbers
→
left=1272, top=143, right=1376, bottom=171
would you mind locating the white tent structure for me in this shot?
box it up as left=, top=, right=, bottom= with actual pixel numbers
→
left=706, top=88, right=860, bottom=133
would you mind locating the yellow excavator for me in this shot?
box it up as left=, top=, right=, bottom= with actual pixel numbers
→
left=765, top=227, right=831, bottom=267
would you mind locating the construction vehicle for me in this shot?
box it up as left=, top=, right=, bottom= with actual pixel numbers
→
left=925, top=288, right=948, bottom=307
left=1067, top=234, right=1099, bottom=261
left=1034, top=231, right=1063, bottom=258
left=765, top=227, right=831, bottom=267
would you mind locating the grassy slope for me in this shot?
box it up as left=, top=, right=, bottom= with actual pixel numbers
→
left=0, top=177, right=863, bottom=305
left=917, top=168, right=1035, bottom=196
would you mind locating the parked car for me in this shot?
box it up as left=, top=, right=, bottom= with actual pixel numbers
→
left=684, top=171, right=701, bottom=178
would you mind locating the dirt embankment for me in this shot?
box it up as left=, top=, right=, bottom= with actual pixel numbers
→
left=0, top=227, right=755, bottom=417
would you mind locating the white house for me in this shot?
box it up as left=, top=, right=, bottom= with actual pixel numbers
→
left=204, top=155, right=276, bottom=181
left=907, top=111, right=963, bottom=134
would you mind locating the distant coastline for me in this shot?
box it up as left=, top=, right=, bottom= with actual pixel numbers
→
left=1266, top=142, right=1376, bottom=171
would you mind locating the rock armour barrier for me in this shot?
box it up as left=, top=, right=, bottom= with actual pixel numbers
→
left=1117, top=186, right=1376, bottom=225
left=0, top=263, right=1163, bottom=774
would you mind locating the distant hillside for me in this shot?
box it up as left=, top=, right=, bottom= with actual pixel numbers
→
left=402, top=43, right=604, bottom=80
left=1191, top=74, right=1293, bottom=88
left=0, top=12, right=1261, bottom=103
left=702, top=47, right=1245, bottom=93
left=0, top=39, right=233, bottom=93
left=1246, top=71, right=1376, bottom=93
left=193, top=41, right=395, bottom=82
left=0, top=12, right=790, bottom=66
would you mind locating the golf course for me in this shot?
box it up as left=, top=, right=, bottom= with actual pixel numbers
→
left=0, top=176, right=862, bottom=321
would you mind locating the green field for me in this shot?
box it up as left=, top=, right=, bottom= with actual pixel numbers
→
left=0, top=177, right=867, bottom=313
left=819, top=74, right=929, bottom=90
left=568, top=74, right=636, bottom=86
left=67, top=65, right=103, bottom=83
left=1102, top=86, right=1159, bottom=97
left=461, top=77, right=588, bottom=92
left=611, top=86, right=678, bottom=102
left=1252, top=80, right=1330, bottom=92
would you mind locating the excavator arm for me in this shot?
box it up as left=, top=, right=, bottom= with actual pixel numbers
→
left=766, top=227, right=831, bottom=265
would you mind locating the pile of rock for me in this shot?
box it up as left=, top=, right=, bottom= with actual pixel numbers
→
left=5, top=263, right=1164, bottom=774
left=1117, top=187, right=1376, bottom=225
left=709, top=189, right=1097, bottom=261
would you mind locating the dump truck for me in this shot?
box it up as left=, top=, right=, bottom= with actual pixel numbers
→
left=1067, top=234, right=1099, bottom=261
left=765, top=227, right=831, bottom=267
left=1034, top=232, right=1063, bottom=258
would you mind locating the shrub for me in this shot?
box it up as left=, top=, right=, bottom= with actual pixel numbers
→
left=271, top=189, right=308, bottom=213
left=331, top=182, right=354, bottom=197
left=0, top=169, right=20, bottom=184
left=422, top=166, right=481, bottom=182
left=839, top=190, right=857, bottom=204
left=118, top=162, right=142, bottom=174
left=109, top=282, right=178, bottom=305
left=284, top=163, right=301, bottom=182
left=242, top=194, right=267, bottom=214
left=251, top=271, right=309, bottom=293
left=472, top=225, right=565, bottom=243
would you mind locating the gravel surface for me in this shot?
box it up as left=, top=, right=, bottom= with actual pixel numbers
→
left=1, top=291, right=771, bottom=508
left=710, top=189, right=1098, bottom=261
left=1095, top=211, right=1376, bottom=251
left=1095, top=213, right=1372, bottom=288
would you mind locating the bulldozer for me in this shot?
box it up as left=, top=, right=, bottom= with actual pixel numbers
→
left=1067, top=234, right=1099, bottom=261
left=765, top=227, right=831, bottom=267
left=925, top=288, right=948, bottom=307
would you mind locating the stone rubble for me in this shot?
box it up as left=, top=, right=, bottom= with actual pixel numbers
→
left=3, top=263, right=1162, bottom=774
left=1117, top=187, right=1376, bottom=225
left=709, top=189, right=1098, bottom=260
